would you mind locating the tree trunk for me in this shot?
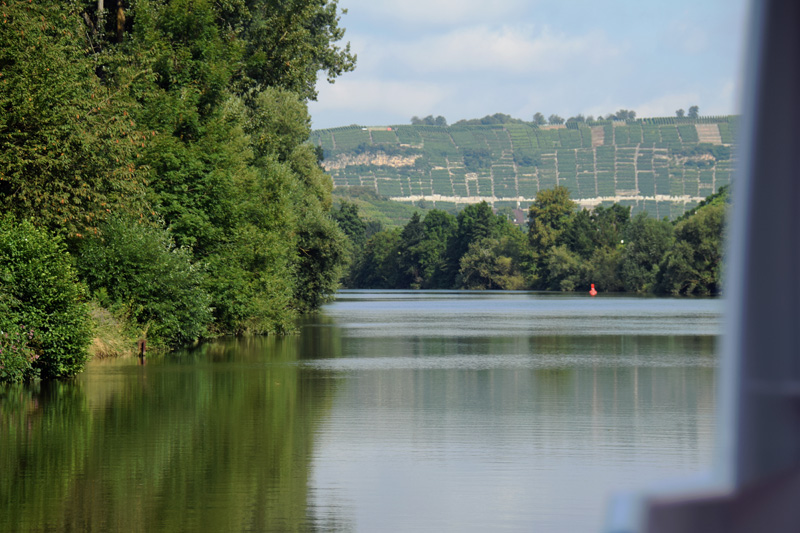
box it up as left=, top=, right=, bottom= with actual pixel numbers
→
left=116, top=1, right=125, bottom=43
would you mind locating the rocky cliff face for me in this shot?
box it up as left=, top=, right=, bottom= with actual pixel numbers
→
left=322, top=152, right=421, bottom=171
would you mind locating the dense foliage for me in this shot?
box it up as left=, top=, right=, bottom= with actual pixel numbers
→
left=0, top=0, right=354, bottom=380
left=343, top=186, right=729, bottom=295
left=76, top=216, right=212, bottom=348
left=0, top=218, right=92, bottom=381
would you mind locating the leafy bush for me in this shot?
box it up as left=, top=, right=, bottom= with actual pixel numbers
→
left=76, top=216, right=212, bottom=349
left=0, top=300, right=38, bottom=384
left=0, top=218, right=92, bottom=381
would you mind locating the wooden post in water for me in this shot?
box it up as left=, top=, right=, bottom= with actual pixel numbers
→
left=137, top=337, right=146, bottom=365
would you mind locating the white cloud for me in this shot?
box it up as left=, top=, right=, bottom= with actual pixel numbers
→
left=308, top=0, right=746, bottom=129
left=342, top=0, right=530, bottom=27
left=634, top=92, right=701, bottom=118
left=311, top=78, right=450, bottom=117
left=362, top=25, right=621, bottom=77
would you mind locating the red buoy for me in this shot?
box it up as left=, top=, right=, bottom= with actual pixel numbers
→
left=589, top=283, right=597, bottom=297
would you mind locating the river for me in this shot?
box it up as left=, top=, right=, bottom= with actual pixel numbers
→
left=0, top=290, right=721, bottom=532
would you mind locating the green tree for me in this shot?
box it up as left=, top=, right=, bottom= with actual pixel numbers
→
left=593, top=204, right=631, bottom=249
left=550, top=202, right=630, bottom=292
left=658, top=202, right=725, bottom=295
left=561, top=209, right=595, bottom=259
left=0, top=218, right=92, bottom=380
left=236, top=0, right=356, bottom=101
left=614, top=109, right=636, bottom=120
left=126, top=4, right=347, bottom=330
left=333, top=200, right=368, bottom=250
left=0, top=303, right=38, bottom=384
left=457, top=239, right=506, bottom=290
left=618, top=213, right=674, bottom=292
left=0, top=0, right=356, bottom=351
left=444, top=202, right=498, bottom=286
left=533, top=112, right=547, bottom=125
left=585, top=246, right=624, bottom=292
left=249, top=88, right=315, bottom=162
left=464, top=233, right=531, bottom=290
left=527, top=187, right=577, bottom=287
left=76, top=215, right=212, bottom=348
left=0, top=1, right=146, bottom=238
left=397, top=212, right=425, bottom=288
left=350, top=229, right=403, bottom=289
left=688, top=105, right=700, bottom=119
left=292, top=211, right=348, bottom=312
left=548, top=114, right=565, bottom=125
left=528, top=186, right=576, bottom=254
left=576, top=204, right=629, bottom=292
left=416, top=210, right=458, bottom=288
left=543, top=245, right=584, bottom=291
left=454, top=211, right=529, bottom=290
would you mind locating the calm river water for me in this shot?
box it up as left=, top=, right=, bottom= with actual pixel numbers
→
left=1, top=291, right=721, bottom=532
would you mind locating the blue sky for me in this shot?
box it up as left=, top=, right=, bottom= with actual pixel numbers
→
left=307, top=0, right=749, bottom=130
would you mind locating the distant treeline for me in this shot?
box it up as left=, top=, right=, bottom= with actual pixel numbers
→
left=0, top=1, right=354, bottom=383
left=334, top=186, right=727, bottom=295
left=414, top=107, right=705, bottom=128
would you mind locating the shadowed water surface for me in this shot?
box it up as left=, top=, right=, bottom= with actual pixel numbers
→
left=0, top=291, right=720, bottom=532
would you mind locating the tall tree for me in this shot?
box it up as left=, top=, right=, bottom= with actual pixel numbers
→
left=333, top=201, right=367, bottom=250
left=417, top=210, right=457, bottom=288
left=350, top=229, right=403, bottom=289
left=528, top=186, right=576, bottom=254
left=527, top=186, right=577, bottom=288
left=614, top=109, right=637, bottom=121
left=593, top=204, right=630, bottom=249
left=0, top=1, right=146, bottom=238
left=236, top=0, right=356, bottom=101
left=658, top=200, right=725, bottom=295
left=438, top=202, right=498, bottom=287
left=560, top=209, right=595, bottom=259
left=618, top=213, right=674, bottom=292
left=0, top=0, right=358, bottom=350
left=397, top=212, right=425, bottom=288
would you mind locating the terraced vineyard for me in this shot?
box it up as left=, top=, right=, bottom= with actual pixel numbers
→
left=311, top=117, right=738, bottom=218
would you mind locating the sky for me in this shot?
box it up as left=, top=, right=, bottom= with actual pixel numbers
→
left=307, top=0, right=750, bottom=130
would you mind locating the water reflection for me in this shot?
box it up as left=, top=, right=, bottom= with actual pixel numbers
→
left=0, top=292, right=718, bottom=532
left=0, top=337, right=333, bottom=532
left=307, top=292, right=718, bottom=532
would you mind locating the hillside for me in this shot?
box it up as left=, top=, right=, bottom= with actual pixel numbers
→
left=311, top=116, right=738, bottom=219
left=332, top=187, right=431, bottom=229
